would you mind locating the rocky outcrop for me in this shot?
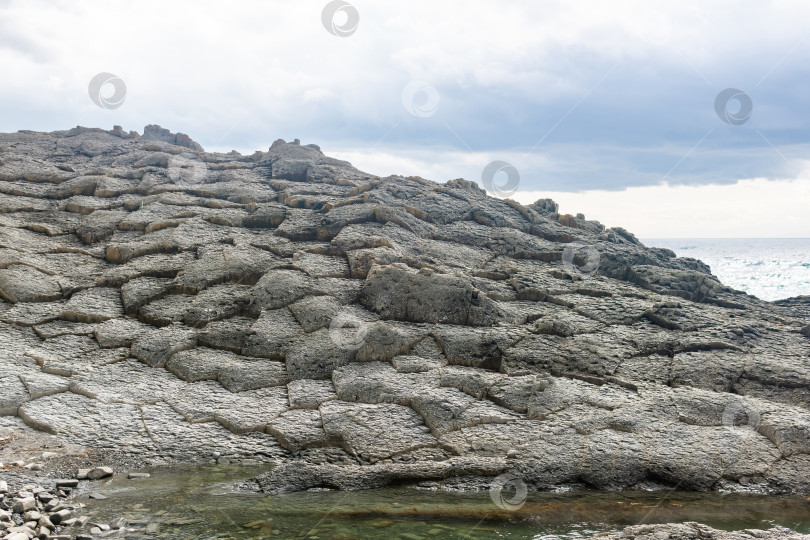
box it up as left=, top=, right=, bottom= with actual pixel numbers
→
left=140, top=124, right=203, bottom=151
left=0, top=126, right=808, bottom=497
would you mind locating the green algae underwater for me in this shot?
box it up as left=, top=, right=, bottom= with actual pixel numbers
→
left=76, top=465, right=810, bottom=539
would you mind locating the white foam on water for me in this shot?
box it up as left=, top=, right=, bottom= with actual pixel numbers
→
left=643, top=238, right=810, bottom=302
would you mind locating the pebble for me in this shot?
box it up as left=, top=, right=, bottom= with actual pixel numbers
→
left=12, top=497, right=36, bottom=514
left=0, top=483, right=96, bottom=540
left=55, top=479, right=78, bottom=489
left=87, top=466, right=114, bottom=480
left=22, top=509, right=41, bottom=521
left=89, top=492, right=109, bottom=500
left=50, top=508, right=72, bottom=525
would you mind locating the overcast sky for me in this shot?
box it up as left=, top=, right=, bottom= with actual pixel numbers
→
left=1, top=0, right=808, bottom=237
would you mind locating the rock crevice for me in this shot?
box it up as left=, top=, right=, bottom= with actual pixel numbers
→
left=0, top=125, right=807, bottom=495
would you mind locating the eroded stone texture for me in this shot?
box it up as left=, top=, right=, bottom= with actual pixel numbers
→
left=0, top=126, right=808, bottom=497
left=0, top=376, right=29, bottom=415
left=320, top=400, right=437, bottom=462
left=0, top=265, right=62, bottom=303
left=266, top=408, right=328, bottom=451
left=62, top=287, right=124, bottom=322
left=361, top=263, right=501, bottom=325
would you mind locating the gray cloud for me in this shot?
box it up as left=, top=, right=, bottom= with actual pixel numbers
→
left=0, top=0, right=808, bottom=194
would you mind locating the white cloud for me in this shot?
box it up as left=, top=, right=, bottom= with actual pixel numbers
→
left=302, top=88, right=336, bottom=103
left=514, top=175, right=810, bottom=238
left=332, top=147, right=810, bottom=238
left=2, top=0, right=808, bottom=128
left=2, top=0, right=810, bottom=237
left=329, top=147, right=505, bottom=183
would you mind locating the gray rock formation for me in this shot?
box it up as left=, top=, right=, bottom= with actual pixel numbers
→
left=595, top=522, right=810, bottom=540
left=140, top=124, right=203, bottom=151
left=0, top=125, right=808, bottom=496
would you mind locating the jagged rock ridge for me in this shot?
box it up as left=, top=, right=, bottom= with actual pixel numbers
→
left=0, top=125, right=808, bottom=495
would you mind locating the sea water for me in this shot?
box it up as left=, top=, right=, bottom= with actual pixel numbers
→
left=643, top=238, right=810, bottom=302
left=77, top=466, right=810, bottom=539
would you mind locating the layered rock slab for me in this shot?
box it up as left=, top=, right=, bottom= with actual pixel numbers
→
left=0, top=125, right=806, bottom=496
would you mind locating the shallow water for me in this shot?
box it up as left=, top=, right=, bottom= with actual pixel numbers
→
left=76, top=466, right=810, bottom=539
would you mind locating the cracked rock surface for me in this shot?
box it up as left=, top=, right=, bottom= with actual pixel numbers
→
left=0, top=125, right=808, bottom=495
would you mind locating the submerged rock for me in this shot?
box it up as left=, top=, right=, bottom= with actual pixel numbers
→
left=0, top=125, right=808, bottom=497
left=596, top=522, right=810, bottom=540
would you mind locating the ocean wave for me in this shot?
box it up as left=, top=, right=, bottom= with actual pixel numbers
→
left=642, top=238, right=810, bottom=301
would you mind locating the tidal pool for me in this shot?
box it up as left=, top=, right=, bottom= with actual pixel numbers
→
left=76, top=465, right=810, bottom=539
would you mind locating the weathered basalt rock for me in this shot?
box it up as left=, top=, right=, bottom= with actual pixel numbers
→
left=0, top=125, right=807, bottom=499
left=140, top=124, right=203, bottom=151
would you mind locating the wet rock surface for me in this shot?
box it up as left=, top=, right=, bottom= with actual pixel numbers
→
left=595, top=522, right=810, bottom=540
left=0, top=479, right=90, bottom=540
left=0, top=125, right=808, bottom=502
left=0, top=468, right=173, bottom=540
